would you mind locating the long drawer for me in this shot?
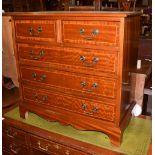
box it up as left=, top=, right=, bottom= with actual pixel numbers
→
left=18, top=43, right=118, bottom=77
left=30, top=134, right=88, bottom=155
left=62, top=20, right=120, bottom=48
left=22, top=86, right=115, bottom=122
left=15, top=20, right=56, bottom=43
left=20, top=67, right=117, bottom=99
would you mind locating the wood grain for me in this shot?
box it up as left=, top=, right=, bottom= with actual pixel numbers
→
left=15, top=20, right=57, bottom=43
left=20, top=66, right=117, bottom=99
left=8, top=12, right=141, bottom=146
left=3, top=116, right=125, bottom=155
left=22, top=86, right=116, bottom=122
left=62, top=20, right=120, bottom=47
left=18, top=43, right=118, bottom=77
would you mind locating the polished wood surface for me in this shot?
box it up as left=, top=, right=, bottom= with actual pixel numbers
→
left=3, top=136, right=29, bottom=155
left=3, top=123, right=27, bottom=145
left=62, top=20, right=119, bottom=46
left=18, top=44, right=118, bottom=77
left=30, top=134, right=87, bottom=155
left=15, top=19, right=56, bottom=43
left=20, top=67, right=117, bottom=99
left=2, top=115, right=124, bottom=155
left=3, top=11, right=141, bottom=17
left=120, top=15, right=140, bottom=122
left=7, top=12, right=140, bottom=146
left=23, top=86, right=115, bottom=122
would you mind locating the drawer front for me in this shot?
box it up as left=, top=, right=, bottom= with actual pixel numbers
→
left=3, top=124, right=27, bottom=145
left=23, top=86, right=115, bottom=122
left=20, top=67, right=117, bottom=99
left=15, top=20, right=56, bottom=42
left=62, top=20, right=119, bottom=47
left=18, top=44, right=118, bottom=77
left=30, top=135, right=88, bottom=155
left=3, top=135, right=29, bottom=155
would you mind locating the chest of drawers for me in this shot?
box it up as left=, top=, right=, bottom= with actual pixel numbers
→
left=10, top=12, right=140, bottom=146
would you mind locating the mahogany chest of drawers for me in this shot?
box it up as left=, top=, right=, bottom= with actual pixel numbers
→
left=9, top=12, right=140, bottom=146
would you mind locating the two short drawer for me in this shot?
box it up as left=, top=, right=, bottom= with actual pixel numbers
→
left=15, top=19, right=120, bottom=47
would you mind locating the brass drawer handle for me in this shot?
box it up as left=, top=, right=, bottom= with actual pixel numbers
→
left=40, top=74, right=47, bottom=81
left=53, top=144, right=60, bottom=149
left=87, top=83, right=98, bottom=92
left=65, top=150, right=70, bottom=155
left=33, top=93, right=48, bottom=102
left=92, top=29, right=100, bottom=35
left=92, top=106, right=99, bottom=113
left=42, top=95, right=48, bottom=102
left=28, top=26, right=43, bottom=36
left=80, top=28, right=85, bottom=35
left=92, top=83, right=98, bottom=88
left=92, top=57, right=99, bottom=64
left=85, top=112, right=93, bottom=115
left=30, top=50, right=45, bottom=60
left=10, top=144, right=20, bottom=154
left=38, top=26, right=43, bottom=33
left=80, top=55, right=86, bottom=62
left=84, top=37, right=94, bottom=41
left=80, top=81, right=86, bottom=87
left=28, top=27, right=33, bottom=34
left=80, top=28, right=99, bottom=41
left=32, top=73, right=46, bottom=82
left=87, top=106, right=99, bottom=115
left=32, top=72, right=37, bottom=80
left=6, top=129, right=17, bottom=138
left=80, top=56, right=99, bottom=67
left=81, top=103, right=87, bottom=110
left=81, top=104, right=99, bottom=115
left=37, top=141, right=50, bottom=151
left=80, top=81, right=98, bottom=92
